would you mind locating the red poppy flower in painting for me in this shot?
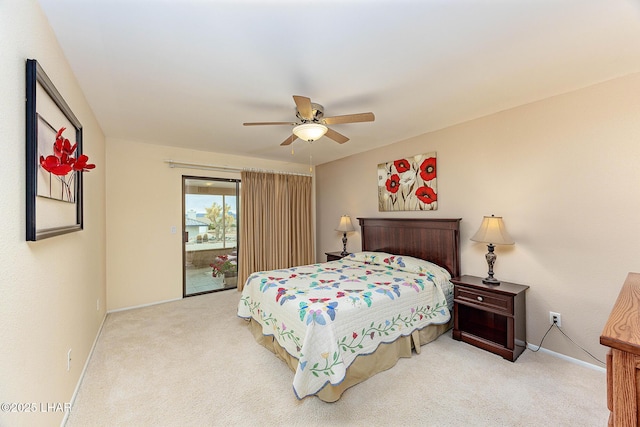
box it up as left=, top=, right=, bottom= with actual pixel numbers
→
left=393, top=159, right=411, bottom=173
left=415, top=185, right=437, bottom=204
left=40, top=155, right=73, bottom=176
left=39, top=127, right=95, bottom=202
left=419, top=157, right=436, bottom=182
left=53, top=127, right=77, bottom=158
left=385, top=174, right=401, bottom=193
left=73, top=154, right=96, bottom=172
left=40, top=127, right=95, bottom=174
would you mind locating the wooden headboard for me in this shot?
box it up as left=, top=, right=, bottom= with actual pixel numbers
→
left=358, top=218, right=461, bottom=278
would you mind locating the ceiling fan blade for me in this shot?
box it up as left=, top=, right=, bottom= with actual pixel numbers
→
left=325, top=128, right=349, bottom=144
left=280, top=134, right=298, bottom=146
left=243, top=122, right=294, bottom=126
left=323, top=112, right=375, bottom=125
left=293, top=95, right=313, bottom=120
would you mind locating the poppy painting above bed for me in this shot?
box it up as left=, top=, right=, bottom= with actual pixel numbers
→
left=377, top=151, right=437, bottom=211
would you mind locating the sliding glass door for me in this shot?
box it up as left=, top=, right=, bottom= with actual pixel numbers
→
left=183, top=176, right=240, bottom=296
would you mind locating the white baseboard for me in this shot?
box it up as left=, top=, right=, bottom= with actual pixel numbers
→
left=526, top=343, right=606, bottom=373
left=107, top=297, right=182, bottom=313
left=61, top=313, right=107, bottom=427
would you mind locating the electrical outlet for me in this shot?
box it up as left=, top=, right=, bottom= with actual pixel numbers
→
left=549, top=311, right=562, bottom=327
left=67, top=349, right=72, bottom=371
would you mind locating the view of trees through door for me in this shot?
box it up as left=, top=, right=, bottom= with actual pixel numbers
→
left=183, top=176, right=240, bottom=296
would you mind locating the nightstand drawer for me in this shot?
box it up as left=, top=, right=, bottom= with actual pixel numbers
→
left=455, top=286, right=513, bottom=314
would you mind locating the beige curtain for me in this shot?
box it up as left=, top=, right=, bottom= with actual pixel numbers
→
left=237, top=171, right=313, bottom=291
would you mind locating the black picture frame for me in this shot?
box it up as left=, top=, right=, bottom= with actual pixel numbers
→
left=26, top=59, right=84, bottom=241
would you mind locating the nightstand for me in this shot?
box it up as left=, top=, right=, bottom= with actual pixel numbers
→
left=325, top=252, right=346, bottom=262
left=452, top=275, right=529, bottom=362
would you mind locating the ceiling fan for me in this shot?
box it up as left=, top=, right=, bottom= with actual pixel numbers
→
left=243, top=95, right=375, bottom=146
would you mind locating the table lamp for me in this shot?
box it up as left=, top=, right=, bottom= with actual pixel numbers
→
left=336, top=215, right=355, bottom=256
left=470, top=215, right=514, bottom=285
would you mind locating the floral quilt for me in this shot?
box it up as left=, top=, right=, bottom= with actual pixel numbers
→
left=237, top=251, right=452, bottom=399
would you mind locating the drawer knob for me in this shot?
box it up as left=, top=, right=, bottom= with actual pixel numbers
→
left=477, top=296, right=484, bottom=302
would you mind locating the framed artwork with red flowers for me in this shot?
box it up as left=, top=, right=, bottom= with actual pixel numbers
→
left=26, top=59, right=94, bottom=241
left=377, top=152, right=437, bottom=211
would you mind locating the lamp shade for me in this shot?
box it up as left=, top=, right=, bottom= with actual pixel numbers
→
left=293, top=123, right=328, bottom=142
left=335, top=215, right=355, bottom=233
left=470, top=215, right=514, bottom=245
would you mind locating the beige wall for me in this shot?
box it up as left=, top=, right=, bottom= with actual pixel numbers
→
left=0, top=1, right=107, bottom=426
left=316, top=72, right=640, bottom=365
left=105, top=138, right=312, bottom=311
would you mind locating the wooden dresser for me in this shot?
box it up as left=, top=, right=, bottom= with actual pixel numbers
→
left=600, top=272, right=640, bottom=426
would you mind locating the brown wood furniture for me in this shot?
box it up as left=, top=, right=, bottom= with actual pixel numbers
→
left=452, top=275, right=528, bottom=361
left=600, top=272, right=640, bottom=426
left=325, top=251, right=345, bottom=262
left=357, top=217, right=461, bottom=277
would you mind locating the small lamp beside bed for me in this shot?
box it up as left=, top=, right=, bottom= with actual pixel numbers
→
left=335, top=215, right=355, bottom=256
left=470, top=215, right=514, bottom=285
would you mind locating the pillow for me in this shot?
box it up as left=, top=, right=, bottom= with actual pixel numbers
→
left=347, top=251, right=451, bottom=280
left=346, top=251, right=391, bottom=265
left=382, top=254, right=451, bottom=280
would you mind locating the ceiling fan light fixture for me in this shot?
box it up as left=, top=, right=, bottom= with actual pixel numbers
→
left=293, top=123, right=328, bottom=142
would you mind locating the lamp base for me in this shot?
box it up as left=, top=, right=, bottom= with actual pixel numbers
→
left=341, top=233, right=348, bottom=257
left=482, top=276, right=501, bottom=285
left=483, top=243, right=500, bottom=285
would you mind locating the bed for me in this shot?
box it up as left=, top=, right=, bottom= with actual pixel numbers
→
left=237, top=217, right=461, bottom=401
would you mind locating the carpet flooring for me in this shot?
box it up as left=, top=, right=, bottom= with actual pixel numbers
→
left=65, top=289, right=608, bottom=426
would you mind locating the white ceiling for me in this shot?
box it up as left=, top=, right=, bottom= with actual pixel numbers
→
left=37, top=0, right=640, bottom=166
